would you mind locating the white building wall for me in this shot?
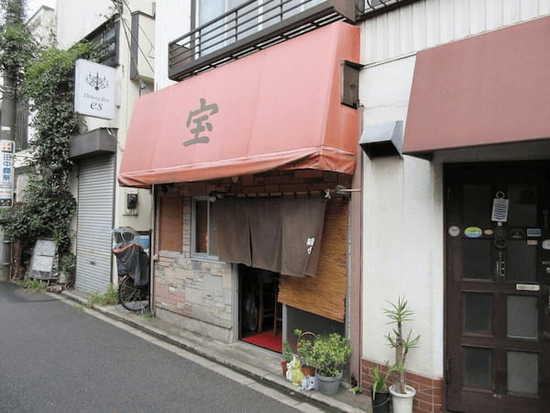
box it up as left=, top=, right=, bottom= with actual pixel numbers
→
left=363, top=0, right=550, bottom=65
left=360, top=55, right=445, bottom=379
left=360, top=0, right=550, bottom=380
left=154, top=0, right=192, bottom=90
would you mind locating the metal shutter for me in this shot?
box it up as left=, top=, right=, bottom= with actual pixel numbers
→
left=75, top=155, right=115, bottom=293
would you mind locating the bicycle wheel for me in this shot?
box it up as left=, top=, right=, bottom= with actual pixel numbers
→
left=118, top=276, right=149, bottom=312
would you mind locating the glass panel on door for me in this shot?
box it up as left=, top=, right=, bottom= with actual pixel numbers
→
left=507, top=296, right=538, bottom=340
left=507, top=352, right=539, bottom=395
left=464, top=293, right=493, bottom=334
left=463, top=240, right=493, bottom=280
left=507, top=241, right=537, bottom=282
left=463, top=347, right=494, bottom=390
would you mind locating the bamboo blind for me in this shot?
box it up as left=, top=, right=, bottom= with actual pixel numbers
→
left=278, top=198, right=348, bottom=322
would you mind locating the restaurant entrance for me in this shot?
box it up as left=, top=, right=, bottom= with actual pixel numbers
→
left=239, top=265, right=282, bottom=353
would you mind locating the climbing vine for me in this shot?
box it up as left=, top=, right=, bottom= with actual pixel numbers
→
left=0, top=34, right=95, bottom=253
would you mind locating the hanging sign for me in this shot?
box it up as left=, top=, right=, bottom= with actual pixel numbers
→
left=0, top=140, right=14, bottom=207
left=74, top=59, right=117, bottom=120
left=491, top=191, right=509, bottom=223
left=464, top=226, right=482, bottom=238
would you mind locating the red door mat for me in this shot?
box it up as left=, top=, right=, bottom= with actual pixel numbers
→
left=242, top=331, right=282, bottom=353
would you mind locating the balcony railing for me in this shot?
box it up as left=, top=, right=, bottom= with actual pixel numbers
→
left=168, top=0, right=363, bottom=81
left=168, top=0, right=418, bottom=81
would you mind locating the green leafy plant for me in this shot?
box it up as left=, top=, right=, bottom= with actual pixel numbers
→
left=0, top=42, right=95, bottom=256
left=293, top=329, right=316, bottom=367
left=385, top=297, right=420, bottom=394
left=87, top=284, right=118, bottom=307
left=282, top=340, right=293, bottom=363
left=17, top=278, right=47, bottom=292
left=309, top=333, right=351, bottom=377
left=370, top=363, right=395, bottom=399
left=59, top=253, right=76, bottom=275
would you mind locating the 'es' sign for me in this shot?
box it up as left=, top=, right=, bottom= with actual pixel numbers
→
left=74, top=59, right=117, bottom=120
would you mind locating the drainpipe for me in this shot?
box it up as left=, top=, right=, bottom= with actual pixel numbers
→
left=149, top=184, right=156, bottom=313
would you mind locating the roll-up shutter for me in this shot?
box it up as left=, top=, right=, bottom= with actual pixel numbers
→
left=75, top=155, right=115, bottom=293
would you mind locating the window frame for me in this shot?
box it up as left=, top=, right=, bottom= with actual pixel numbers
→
left=190, top=196, right=219, bottom=261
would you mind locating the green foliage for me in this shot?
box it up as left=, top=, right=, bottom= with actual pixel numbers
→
left=384, top=297, right=420, bottom=394
left=309, top=333, right=351, bottom=378
left=0, top=0, right=34, bottom=88
left=0, top=42, right=94, bottom=254
left=59, top=252, right=76, bottom=274
left=293, top=329, right=316, bottom=367
left=87, top=285, right=118, bottom=307
left=282, top=341, right=293, bottom=363
left=17, top=278, right=47, bottom=292
left=370, top=363, right=395, bottom=397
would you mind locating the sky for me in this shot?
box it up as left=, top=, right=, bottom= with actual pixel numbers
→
left=27, top=0, right=56, bottom=19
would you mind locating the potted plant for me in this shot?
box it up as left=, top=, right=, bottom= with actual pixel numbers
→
left=309, top=333, right=351, bottom=395
left=294, top=329, right=317, bottom=377
left=385, top=297, right=420, bottom=413
left=281, top=341, right=293, bottom=377
left=370, top=363, right=393, bottom=413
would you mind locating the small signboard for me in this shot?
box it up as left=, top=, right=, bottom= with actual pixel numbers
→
left=74, top=59, right=117, bottom=120
left=0, top=140, right=14, bottom=207
left=30, top=239, right=57, bottom=280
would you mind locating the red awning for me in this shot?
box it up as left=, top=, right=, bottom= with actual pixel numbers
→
left=119, top=22, right=360, bottom=187
left=404, top=16, right=550, bottom=156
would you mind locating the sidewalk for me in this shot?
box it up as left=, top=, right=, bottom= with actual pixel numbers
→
left=60, top=289, right=372, bottom=413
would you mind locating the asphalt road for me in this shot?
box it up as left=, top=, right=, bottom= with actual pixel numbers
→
left=0, top=282, right=302, bottom=413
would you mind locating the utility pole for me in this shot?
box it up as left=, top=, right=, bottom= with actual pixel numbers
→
left=0, top=0, right=23, bottom=281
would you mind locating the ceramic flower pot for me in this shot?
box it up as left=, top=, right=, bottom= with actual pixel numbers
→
left=301, top=365, right=316, bottom=377
left=389, top=384, right=416, bottom=413
left=318, top=373, right=343, bottom=395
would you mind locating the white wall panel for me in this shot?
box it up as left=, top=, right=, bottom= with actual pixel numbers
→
left=361, top=0, right=550, bottom=65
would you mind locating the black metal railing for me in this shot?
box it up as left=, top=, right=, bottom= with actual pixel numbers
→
left=168, top=0, right=418, bottom=81
left=362, top=0, right=421, bottom=19
left=168, top=0, right=362, bottom=80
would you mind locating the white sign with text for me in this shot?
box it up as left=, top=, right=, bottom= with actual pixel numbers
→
left=74, top=59, right=117, bottom=120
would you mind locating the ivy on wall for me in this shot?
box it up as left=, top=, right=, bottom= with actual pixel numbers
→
left=0, top=0, right=96, bottom=255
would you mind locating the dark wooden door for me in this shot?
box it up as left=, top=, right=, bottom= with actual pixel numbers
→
left=445, top=163, right=550, bottom=413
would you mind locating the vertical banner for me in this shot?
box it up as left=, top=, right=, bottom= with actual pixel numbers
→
left=0, top=140, right=14, bottom=207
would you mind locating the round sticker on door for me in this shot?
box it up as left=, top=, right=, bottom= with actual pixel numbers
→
left=448, top=226, right=460, bottom=237
left=542, top=240, right=550, bottom=250
left=464, top=227, right=483, bottom=238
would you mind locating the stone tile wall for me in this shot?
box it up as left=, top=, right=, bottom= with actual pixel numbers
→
left=154, top=197, right=235, bottom=343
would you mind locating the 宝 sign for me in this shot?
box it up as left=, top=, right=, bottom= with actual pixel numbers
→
left=74, top=59, right=117, bottom=120
left=0, top=140, right=14, bottom=207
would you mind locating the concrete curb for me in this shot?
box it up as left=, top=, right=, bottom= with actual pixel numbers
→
left=58, top=289, right=368, bottom=413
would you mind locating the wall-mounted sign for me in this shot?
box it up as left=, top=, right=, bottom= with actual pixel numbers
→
left=464, top=226, right=482, bottom=238
left=74, top=59, right=117, bottom=120
left=542, top=240, right=550, bottom=250
left=527, top=228, right=542, bottom=238
left=0, top=140, right=14, bottom=208
left=516, top=284, right=540, bottom=292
